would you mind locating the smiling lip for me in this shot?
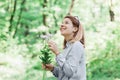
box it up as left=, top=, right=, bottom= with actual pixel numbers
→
left=60, top=28, right=66, bottom=31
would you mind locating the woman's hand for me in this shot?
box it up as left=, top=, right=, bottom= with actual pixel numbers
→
left=48, top=41, right=59, bottom=56
left=42, top=64, right=54, bottom=71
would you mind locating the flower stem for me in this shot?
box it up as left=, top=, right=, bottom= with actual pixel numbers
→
left=42, top=69, right=47, bottom=80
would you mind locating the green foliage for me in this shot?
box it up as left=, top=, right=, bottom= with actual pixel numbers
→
left=39, top=41, right=52, bottom=80
left=40, top=42, right=52, bottom=64
left=87, top=24, right=120, bottom=80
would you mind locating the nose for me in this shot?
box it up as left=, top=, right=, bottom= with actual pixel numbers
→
left=60, top=24, right=64, bottom=28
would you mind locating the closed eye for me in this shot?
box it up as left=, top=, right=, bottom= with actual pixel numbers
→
left=65, top=21, right=69, bottom=24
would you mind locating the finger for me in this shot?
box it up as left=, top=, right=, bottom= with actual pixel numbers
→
left=48, top=41, right=53, bottom=45
left=49, top=46, right=53, bottom=49
left=48, top=42, right=53, bottom=47
left=45, top=64, right=50, bottom=68
left=45, top=68, right=49, bottom=71
left=48, top=44, right=52, bottom=47
left=46, top=64, right=52, bottom=68
left=52, top=42, right=56, bottom=45
left=45, top=64, right=50, bottom=67
left=48, top=41, right=57, bottom=47
left=48, top=43, right=56, bottom=48
left=42, top=64, right=46, bottom=69
left=48, top=41, right=56, bottom=45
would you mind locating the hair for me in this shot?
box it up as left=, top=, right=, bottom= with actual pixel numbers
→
left=63, top=15, right=85, bottom=48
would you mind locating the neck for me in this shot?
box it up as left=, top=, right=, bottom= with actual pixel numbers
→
left=64, top=34, right=74, bottom=42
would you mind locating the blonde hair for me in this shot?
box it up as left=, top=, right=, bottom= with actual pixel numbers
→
left=63, top=15, right=85, bottom=48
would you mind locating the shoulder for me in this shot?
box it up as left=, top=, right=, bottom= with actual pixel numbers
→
left=69, top=41, right=85, bottom=56
left=73, top=41, right=84, bottom=49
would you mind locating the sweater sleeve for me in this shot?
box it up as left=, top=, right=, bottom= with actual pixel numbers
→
left=56, top=42, right=84, bottom=77
left=51, top=66, right=59, bottom=77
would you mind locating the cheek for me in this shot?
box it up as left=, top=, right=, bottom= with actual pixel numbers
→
left=65, top=27, right=74, bottom=34
left=67, top=25, right=74, bottom=32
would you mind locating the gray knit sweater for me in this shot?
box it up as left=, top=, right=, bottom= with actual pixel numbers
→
left=52, top=41, right=86, bottom=80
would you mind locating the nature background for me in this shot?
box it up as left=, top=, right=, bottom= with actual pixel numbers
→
left=0, top=0, right=120, bottom=80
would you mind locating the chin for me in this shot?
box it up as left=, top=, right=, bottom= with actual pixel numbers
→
left=61, top=33, right=64, bottom=36
left=61, top=33, right=67, bottom=37
left=61, top=32, right=65, bottom=36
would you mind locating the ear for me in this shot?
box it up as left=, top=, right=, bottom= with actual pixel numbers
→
left=73, top=27, right=78, bottom=32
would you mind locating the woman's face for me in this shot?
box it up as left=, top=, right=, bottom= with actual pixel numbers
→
left=60, top=18, right=77, bottom=36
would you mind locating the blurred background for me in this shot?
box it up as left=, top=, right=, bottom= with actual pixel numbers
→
left=0, top=0, right=120, bottom=80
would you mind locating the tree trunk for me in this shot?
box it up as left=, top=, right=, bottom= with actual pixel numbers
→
left=67, top=0, right=75, bottom=15
left=24, top=25, right=29, bottom=36
left=42, top=0, right=47, bottom=26
left=9, top=0, right=17, bottom=32
left=53, top=12, right=57, bottom=27
left=13, top=0, right=26, bottom=38
left=109, top=8, right=114, bottom=21
left=109, top=0, right=115, bottom=21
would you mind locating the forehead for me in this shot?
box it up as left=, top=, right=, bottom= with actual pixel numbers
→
left=63, top=18, right=72, bottom=22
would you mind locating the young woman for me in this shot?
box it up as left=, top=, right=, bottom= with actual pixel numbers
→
left=43, top=15, right=86, bottom=80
